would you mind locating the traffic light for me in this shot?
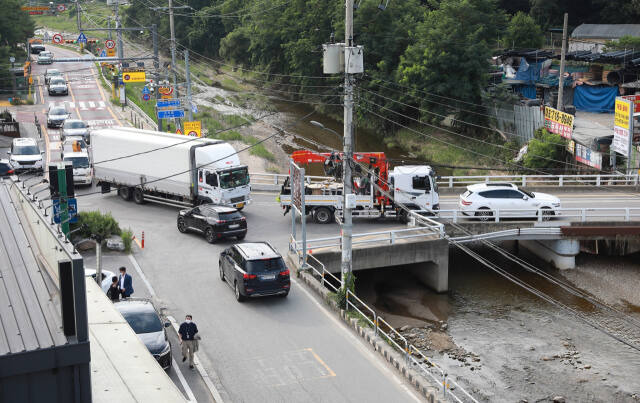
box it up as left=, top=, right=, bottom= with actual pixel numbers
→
left=48, top=163, right=75, bottom=199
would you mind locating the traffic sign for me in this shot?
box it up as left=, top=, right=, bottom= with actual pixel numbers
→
left=52, top=33, right=63, bottom=44
left=158, top=86, right=173, bottom=96
left=157, top=109, right=185, bottom=119
left=57, top=4, right=66, bottom=12
left=184, top=121, right=202, bottom=137
left=105, top=39, right=116, bottom=49
left=107, top=48, right=116, bottom=57
left=53, top=198, right=78, bottom=224
left=191, top=103, right=198, bottom=114
left=142, top=93, right=151, bottom=101
left=123, top=71, right=146, bottom=83
left=141, top=86, right=150, bottom=95
left=99, top=50, right=106, bottom=57
left=77, top=32, right=87, bottom=44
left=156, top=99, right=180, bottom=108
left=176, top=129, right=183, bottom=135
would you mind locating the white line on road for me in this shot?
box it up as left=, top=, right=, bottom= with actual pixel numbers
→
left=127, top=253, right=157, bottom=298
left=172, top=357, right=197, bottom=403
left=89, top=101, right=96, bottom=108
left=291, top=278, right=423, bottom=402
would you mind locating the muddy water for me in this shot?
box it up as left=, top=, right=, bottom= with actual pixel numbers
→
left=354, top=244, right=640, bottom=402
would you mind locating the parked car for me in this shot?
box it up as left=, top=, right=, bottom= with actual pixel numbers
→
left=44, top=68, right=63, bottom=85
left=30, top=43, right=46, bottom=54
left=0, top=159, right=15, bottom=177
left=218, top=242, right=290, bottom=302
left=84, top=268, right=114, bottom=293
left=113, top=299, right=172, bottom=370
left=37, top=51, right=53, bottom=65
left=7, top=138, right=43, bottom=172
left=61, top=119, right=90, bottom=143
left=62, top=150, right=92, bottom=186
left=177, top=204, right=247, bottom=243
left=459, top=183, right=561, bottom=220
left=47, top=105, right=70, bottom=128
left=48, top=77, right=68, bottom=96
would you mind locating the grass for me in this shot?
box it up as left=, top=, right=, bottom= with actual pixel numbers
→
left=32, top=4, right=113, bottom=40
left=124, top=81, right=158, bottom=124
left=120, top=229, right=133, bottom=253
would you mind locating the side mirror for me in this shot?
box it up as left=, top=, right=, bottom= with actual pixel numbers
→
left=6, top=151, right=10, bottom=155
left=436, top=176, right=441, bottom=180
left=164, top=321, right=171, bottom=328
left=523, top=196, right=529, bottom=201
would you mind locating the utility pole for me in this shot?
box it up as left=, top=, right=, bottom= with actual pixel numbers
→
left=341, top=0, right=354, bottom=291
left=75, top=0, right=81, bottom=31
left=108, top=16, right=112, bottom=40
left=115, top=2, right=123, bottom=63
left=185, top=49, right=192, bottom=121
left=153, top=24, right=163, bottom=131
left=557, top=12, right=568, bottom=111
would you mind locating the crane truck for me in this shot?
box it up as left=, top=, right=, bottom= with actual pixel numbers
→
left=91, top=127, right=251, bottom=209
left=279, top=150, right=439, bottom=224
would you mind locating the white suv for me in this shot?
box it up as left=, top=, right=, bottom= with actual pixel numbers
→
left=8, top=138, right=44, bottom=172
left=459, top=183, right=561, bottom=220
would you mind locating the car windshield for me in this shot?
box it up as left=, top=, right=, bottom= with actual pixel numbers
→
left=47, top=70, right=60, bottom=75
left=64, top=121, right=86, bottom=129
left=219, top=211, right=243, bottom=220
left=50, top=108, right=67, bottom=115
left=246, top=258, right=286, bottom=274
left=51, top=78, right=65, bottom=85
left=120, top=310, right=163, bottom=334
left=519, top=187, right=535, bottom=198
left=66, top=156, right=89, bottom=168
left=219, top=167, right=249, bottom=189
left=14, top=145, right=40, bottom=155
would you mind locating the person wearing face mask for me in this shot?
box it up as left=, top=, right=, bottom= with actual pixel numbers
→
left=178, top=315, right=199, bottom=369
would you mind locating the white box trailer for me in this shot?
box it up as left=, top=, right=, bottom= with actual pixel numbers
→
left=91, top=127, right=251, bottom=208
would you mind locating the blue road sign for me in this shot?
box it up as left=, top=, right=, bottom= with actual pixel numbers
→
left=191, top=103, right=198, bottom=114
left=77, top=32, right=87, bottom=44
left=53, top=198, right=78, bottom=224
left=157, top=109, right=185, bottom=119
left=156, top=99, right=181, bottom=108
left=142, top=86, right=150, bottom=95
left=99, top=50, right=106, bottom=57
left=142, top=93, right=151, bottom=101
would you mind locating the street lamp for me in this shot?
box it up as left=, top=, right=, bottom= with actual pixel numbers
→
left=310, top=120, right=342, bottom=141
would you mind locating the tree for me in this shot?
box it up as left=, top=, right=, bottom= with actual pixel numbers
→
left=604, top=35, right=640, bottom=52
left=503, top=12, right=544, bottom=49
left=0, top=0, right=34, bottom=91
left=396, top=0, right=506, bottom=128
left=522, top=128, right=566, bottom=171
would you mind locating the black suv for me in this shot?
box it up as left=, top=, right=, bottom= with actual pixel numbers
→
left=113, top=299, right=172, bottom=370
left=177, top=204, right=247, bottom=243
left=219, top=242, right=290, bottom=302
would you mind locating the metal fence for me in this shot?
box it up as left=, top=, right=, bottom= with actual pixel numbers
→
left=422, top=207, right=640, bottom=224
left=491, top=103, right=544, bottom=143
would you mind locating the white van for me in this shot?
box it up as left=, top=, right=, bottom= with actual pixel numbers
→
left=8, top=138, right=44, bottom=172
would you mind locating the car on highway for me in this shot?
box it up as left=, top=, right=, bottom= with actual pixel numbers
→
left=48, top=77, right=68, bottom=96
left=84, top=268, right=114, bottom=293
left=30, top=43, right=46, bottom=54
left=47, top=105, right=70, bottom=128
left=459, top=183, right=561, bottom=220
left=61, top=119, right=90, bottom=143
left=177, top=204, right=247, bottom=243
left=0, top=159, right=15, bottom=177
left=219, top=242, right=290, bottom=302
left=44, top=68, right=63, bottom=85
left=113, top=299, right=172, bottom=370
left=37, top=51, right=53, bottom=65
left=62, top=150, right=92, bottom=186
left=7, top=138, right=43, bottom=172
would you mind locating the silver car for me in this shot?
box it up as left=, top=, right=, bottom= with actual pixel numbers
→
left=37, top=51, right=53, bottom=65
left=48, top=77, right=68, bottom=96
left=61, top=119, right=90, bottom=143
left=47, top=105, right=70, bottom=128
left=45, top=69, right=63, bottom=85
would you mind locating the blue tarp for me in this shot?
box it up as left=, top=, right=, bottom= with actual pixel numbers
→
left=515, top=59, right=543, bottom=84
left=515, top=84, right=537, bottom=99
left=573, top=86, right=618, bottom=113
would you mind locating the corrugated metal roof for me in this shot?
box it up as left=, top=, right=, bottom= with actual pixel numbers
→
left=0, top=182, right=67, bottom=356
left=571, top=24, right=640, bottom=39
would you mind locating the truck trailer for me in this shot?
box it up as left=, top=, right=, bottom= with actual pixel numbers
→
left=92, top=127, right=251, bottom=209
left=280, top=150, right=439, bottom=223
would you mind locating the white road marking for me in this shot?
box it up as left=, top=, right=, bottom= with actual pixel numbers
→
left=172, top=357, right=197, bottom=403
left=87, top=119, right=115, bottom=127
left=89, top=101, right=96, bottom=108
left=127, top=254, right=156, bottom=298
left=98, top=100, right=105, bottom=109
left=49, top=141, right=61, bottom=150
left=75, top=84, right=95, bottom=89
left=79, top=101, right=86, bottom=110
left=291, top=278, right=423, bottom=402
left=68, top=102, right=75, bottom=109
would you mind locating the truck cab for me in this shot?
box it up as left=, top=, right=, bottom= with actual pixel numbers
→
left=62, top=150, right=92, bottom=186
left=198, top=166, right=250, bottom=209
left=389, top=166, right=439, bottom=212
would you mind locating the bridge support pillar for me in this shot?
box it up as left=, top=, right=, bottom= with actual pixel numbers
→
left=409, top=259, right=449, bottom=293
left=520, top=239, right=580, bottom=270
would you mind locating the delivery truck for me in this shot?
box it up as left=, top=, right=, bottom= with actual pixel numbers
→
left=92, top=127, right=251, bottom=209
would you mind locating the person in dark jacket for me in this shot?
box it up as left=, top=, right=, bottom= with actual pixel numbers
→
left=118, top=266, right=134, bottom=298
left=178, top=315, right=198, bottom=369
left=107, top=276, right=120, bottom=301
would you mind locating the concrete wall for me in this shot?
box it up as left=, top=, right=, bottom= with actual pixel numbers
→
left=520, top=239, right=580, bottom=270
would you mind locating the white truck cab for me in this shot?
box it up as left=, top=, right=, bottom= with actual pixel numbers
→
left=199, top=166, right=251, bottom=209
left=389, top=165, right=439, bottom=211
left=62, top=150, right=92, bottom=186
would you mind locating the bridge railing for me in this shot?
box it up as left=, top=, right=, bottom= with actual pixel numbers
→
left=345, top=290, right=478, bottom=402
left=288, top=235, right=342, bottom=292
left=413, top=207, right=640, bottom=224
left=250, top=172, right=640, bottom=189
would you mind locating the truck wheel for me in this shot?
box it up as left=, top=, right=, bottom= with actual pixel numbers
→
left=133, top=188, right=145, bottom=204
left=118, top=187, right=132, bottom=201
left=313, top=207, right=334, bottom=224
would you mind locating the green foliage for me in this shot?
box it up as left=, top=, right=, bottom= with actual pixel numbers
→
left=522, top=128, right=567, bottom=171
left=74, top=211, right=121, bottom=241
left=503, top=12, right=544, bottom=49
left=121, top=228, right=133, bottom=253
left=0, top=0, right=34, bottom=92
left=334, top=272, right=356, bottom=310
left=604, top=36, right=640, bottom=52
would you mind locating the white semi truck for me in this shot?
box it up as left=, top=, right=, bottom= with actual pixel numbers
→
left=91, top=127, right=251, bottom=209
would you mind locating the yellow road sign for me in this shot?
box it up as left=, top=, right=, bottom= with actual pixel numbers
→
left=184, top=121, right=202, bottom=137
left=107, top=48, right=116, bottom=57
left=122, top=71, right=146, bottom=83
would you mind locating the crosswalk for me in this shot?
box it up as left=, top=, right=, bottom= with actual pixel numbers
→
left=48, top=101, right=106, bottom=111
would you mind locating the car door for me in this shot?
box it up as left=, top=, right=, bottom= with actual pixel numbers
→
left=226, top=248, right=240, bottom=280
left=191, top=207, right=206, bottom=232
left=505, top=189, right=530, bottom=217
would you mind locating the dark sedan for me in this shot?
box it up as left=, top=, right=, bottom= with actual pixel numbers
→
left=0, top=159, right=15, bottom=177
left=177, top=204, right=247, bottom=243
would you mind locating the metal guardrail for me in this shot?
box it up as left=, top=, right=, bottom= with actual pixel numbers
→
left=250, top=172, right=640, bottom=188
left=450, top=227, right=563, bottom=243
left=289, top=235, right=342, bottom=292
left=345, top=290, right=478, bottom=402
left=411, top=207, right=640, bottom=224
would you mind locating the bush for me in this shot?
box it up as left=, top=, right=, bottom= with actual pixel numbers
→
left=120, top=228, right=133, bottom=253
left=334, top=272, right=355, bottom=310
left=522, top=128, right=567, bottom=172
left=73, top=211, right=121, bottom=241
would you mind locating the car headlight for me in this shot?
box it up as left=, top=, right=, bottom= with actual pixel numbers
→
left=159, top=343, right=171, bottom=356
left=552, top=203, right=561, bottom=207
left=35, top=160, right=43, bottom=167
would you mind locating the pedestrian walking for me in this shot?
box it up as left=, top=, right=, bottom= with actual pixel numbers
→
left=106, top=276, right=120, bottom=302
left=118, top=266, right=134, bottom=298
left=179, top=315, right=198, bottom=369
